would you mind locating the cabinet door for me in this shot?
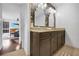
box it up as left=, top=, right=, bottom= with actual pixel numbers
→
left=57, top=31, right=62, bottom=49
left=40, top=39, right=50, bottom=56
left=51, top=32, right=58, bottom=55
left=31, top=32, right=40, bottom=56
left=61, top=31, right=65, bottom=46
left=57, top=31, right=65, bottom=49
left=30, top=32, right=33, bottom=56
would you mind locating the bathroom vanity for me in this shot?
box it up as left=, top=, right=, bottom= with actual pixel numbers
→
left=30, top=27, right=65, bottom=56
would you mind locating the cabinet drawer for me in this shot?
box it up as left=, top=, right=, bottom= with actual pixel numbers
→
left=39, top=32, right=50, bottom=40
left=40, top=39, right=50, bottom=56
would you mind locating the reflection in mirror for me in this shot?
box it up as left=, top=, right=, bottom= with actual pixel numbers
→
left=30, top=3, right=56, bottom=28
left=47, top=7, right=56, bottom=28
left=35, top=4, right=46, bottom=26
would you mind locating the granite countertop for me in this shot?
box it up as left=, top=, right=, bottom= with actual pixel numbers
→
left=30, top=27, right=65, bottom=32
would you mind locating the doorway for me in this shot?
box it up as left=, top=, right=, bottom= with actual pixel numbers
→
left=1, top=4, right=22, bottom=55
left=2, top=18, right=22, bottom=54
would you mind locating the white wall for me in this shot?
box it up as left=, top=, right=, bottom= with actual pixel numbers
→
left=54, top=3, right=79, bottom=48
left=20, top=4, right=30, bottom=55
left=0, top=4, right=2, bottom=49
left=2, top=4, right=21, bottom=44
left=2, top=4, right=20, bottom=21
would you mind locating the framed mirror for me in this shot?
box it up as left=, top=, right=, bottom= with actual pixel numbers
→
left=30, top=3, right=56, bottom=28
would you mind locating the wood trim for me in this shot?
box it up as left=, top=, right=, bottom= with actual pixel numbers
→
left=0, top=48, right=3, bottom=55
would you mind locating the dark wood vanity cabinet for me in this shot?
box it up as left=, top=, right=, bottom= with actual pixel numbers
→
left=57, top=31, right=62, bottom=49
left=57, top=31, right=65, bottom=49
left=30, top=32, right=40, bottom=56
left=61, top=31, right=65, bottom=46
left=39, top=32, right=51, bottom=56
left=50, top=32, right=58, bottom=55
left=30, top=32, right=51, bottom=56
left=40, top=38, right=50, bottom=56
left=30, top=29, right=65, bottom=56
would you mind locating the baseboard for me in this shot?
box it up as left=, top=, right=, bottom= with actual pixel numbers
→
left=24, top=49, right=30, bottom=56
